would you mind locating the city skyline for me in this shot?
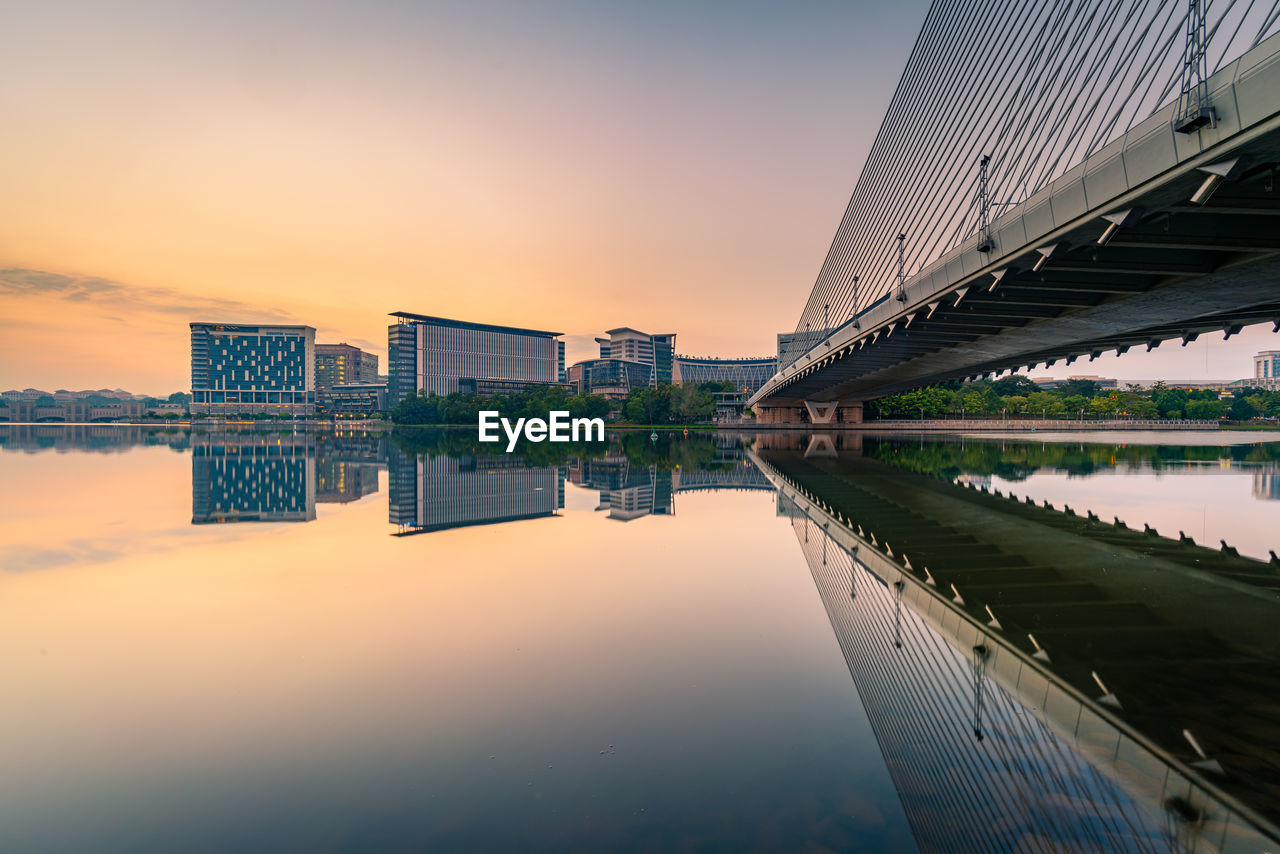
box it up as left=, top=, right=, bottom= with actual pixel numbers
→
left=0, top=0, right=925, bottom=392
left=7, top=0, right=1276, bottom=394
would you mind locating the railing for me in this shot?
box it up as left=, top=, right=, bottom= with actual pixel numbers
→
left=862, top=418, right=1219, bottom=430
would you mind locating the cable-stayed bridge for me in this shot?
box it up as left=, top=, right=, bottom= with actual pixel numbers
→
left=751, top=0, right=1280, bottom=423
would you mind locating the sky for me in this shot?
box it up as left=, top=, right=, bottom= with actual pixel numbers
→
left=0, top=0, right=1273, bottom=394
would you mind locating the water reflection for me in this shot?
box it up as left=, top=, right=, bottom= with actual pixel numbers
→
left=391, top=452, right=564, bottom=534
left=755, top=435, right=1280, bottom=852
left=2, top=424, right=1279, bottom=853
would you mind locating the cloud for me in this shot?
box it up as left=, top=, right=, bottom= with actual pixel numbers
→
left=0, top=267, right=299, bottom=325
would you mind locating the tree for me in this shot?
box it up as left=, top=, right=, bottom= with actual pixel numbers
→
left=1229, top=395, right=1259, bottom=421
left=1057, top=379, right=1100, bottom=398
left=990, top=375, right=1039, bottom=396
left=1151, top=383, right=1189, bottom=418
left=671, top=384, right=714, bottom=423
left=1185, top=399, right=1225, bottom=420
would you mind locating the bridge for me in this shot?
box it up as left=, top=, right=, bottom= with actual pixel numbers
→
left=752, top=1, right=1280, bottom=424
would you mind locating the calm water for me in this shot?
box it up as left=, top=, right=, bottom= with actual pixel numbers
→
left=2, top=425, right=1279, bottom=854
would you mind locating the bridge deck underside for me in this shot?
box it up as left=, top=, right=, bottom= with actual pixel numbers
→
left=763, top=141, right=1280, bottom=405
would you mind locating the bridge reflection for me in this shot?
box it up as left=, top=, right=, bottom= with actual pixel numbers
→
left=753, top=438, right=1280, bottom=853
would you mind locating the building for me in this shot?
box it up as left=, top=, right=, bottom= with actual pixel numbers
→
left=594, top=328, right=676, bottom=387
left=1253, top=351, right=1280, bottom=389
left=323, top=382, right=389, bottom=415
left=190, top=323, right=316, bottom=416
left=315, top=343, right=380, bottom=393
left=673, top=356, right=778, bottom=395
left=777, top=330, right=827, bottom=365
left=387, top=311, right=563, bottom=404
left=568, top=358, right=653, bottom=398
left=1030, top=375, right=1119, bottom=390
left=0, top=399, right=144, bottom=422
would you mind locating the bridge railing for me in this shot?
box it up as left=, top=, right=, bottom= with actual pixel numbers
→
left=860, top=418, right=1220, bottom=430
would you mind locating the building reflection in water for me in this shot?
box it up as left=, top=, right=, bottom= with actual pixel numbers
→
left=388, top=447, right=564, bottom=535
left=1253, top=471, right=1280, bottom=501
left=191, top=433, right=387, bottom=524
left=567, top=453, right=673, bottom=521
left=315, top=434, right=385, bottom=504
left=754, top=437, right=1280, bottom=854
left=192, top=434, right=317, bottom=524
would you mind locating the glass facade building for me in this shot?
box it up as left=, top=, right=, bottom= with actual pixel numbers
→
left=387, top=312, right=563, bottom=403
left=569, top=358, right=654, bottom=398
left=673, top=356, right=779, bottom=395
left=190, top=323, right=316, bottom=416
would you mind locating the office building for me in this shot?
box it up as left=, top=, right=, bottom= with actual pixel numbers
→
left=324, top=382, right=388, bottom=415
left=387, top=311, right=563, bottom=404
left=595, top=328, right=676, bottom=386
left=315, top=343, right=380, bottom=393
left=673, top=355, right=778, bottom=395
left=190, top=322, right=316, bottom=416
left=1254, top=351, right=1280, bottom=389
left=569, top=358, right=653, bottom=398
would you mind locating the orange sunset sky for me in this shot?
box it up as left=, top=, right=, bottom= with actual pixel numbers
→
left=1, top=0, right=1272, bottom=394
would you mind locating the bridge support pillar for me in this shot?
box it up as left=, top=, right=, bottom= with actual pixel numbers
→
left=756, top=405, right=807, bottom=424
left=805, top=400, right=863, bottom=425
left=757, top=402, right=864, bottom=425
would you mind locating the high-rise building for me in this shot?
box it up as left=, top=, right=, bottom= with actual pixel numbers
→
left=594, top=327, right=676, bottom=386
left=1253, top=350, right=1280, bottom=389
left=190, top=322, right=315, bottom=416
left=673, top=355, right=778, bottom=395
left=315, top=343, right=380, bottom=393
left=387, top=312, right=563, bottom=404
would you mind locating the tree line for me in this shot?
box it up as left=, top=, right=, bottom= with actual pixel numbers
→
left=868, top=377, right=1280, bottom=421
left=389, top=381, right=735, bottom=426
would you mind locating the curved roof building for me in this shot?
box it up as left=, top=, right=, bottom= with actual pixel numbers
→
left=674, top=356, right=778, bottom=395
